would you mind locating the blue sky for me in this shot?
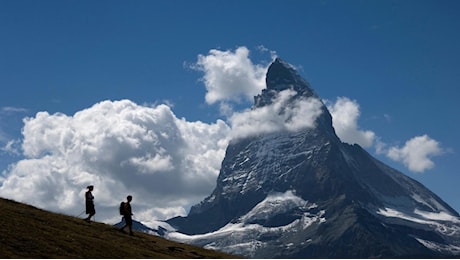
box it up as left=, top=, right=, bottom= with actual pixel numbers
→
left=0, top=0, right=459, bottom=224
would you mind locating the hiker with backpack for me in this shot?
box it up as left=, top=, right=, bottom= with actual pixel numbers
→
left=119, top=195, right=134, bottom=236
left=84, top=185, right=95, bottom=222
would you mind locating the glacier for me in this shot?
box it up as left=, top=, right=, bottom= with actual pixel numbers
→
left=166, top=190, right=326, bottom=258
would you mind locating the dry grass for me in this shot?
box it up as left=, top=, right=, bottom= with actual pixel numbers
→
left=0, top=197, right=239, bottom=258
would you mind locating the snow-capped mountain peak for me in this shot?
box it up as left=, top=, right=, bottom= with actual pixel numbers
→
left=165, top=59, right=460, bottom=258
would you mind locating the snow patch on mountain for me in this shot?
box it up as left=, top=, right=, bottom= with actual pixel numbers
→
left=239, top=190, right=320, bottom=222
left=377, top=207, right=460, bottom=236
left=411, top=193, right=452, bottom=213
left=378, top=207, right=460, bottom=223
left=165, top=190, right=326, bottom=257
left=414, top=209, right=460, bottom=223
left=415, top=238, right=460, bottom=255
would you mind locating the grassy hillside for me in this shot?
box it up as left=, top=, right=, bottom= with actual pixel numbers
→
left=0, top=198, right=238, bottom=258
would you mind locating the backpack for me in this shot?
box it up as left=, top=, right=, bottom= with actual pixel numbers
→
left=119, top=202, right=126, bottom=215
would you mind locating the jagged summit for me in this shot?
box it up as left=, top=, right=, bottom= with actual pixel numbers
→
left=165, top=59, right=460, bottom=258
left=254, top=58, right=318, bottom=108
left=266, top=58, right=307, bottom=89
left=255, top=58, right=335, bottom=138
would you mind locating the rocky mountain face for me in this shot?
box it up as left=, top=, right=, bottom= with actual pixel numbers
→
left=165, top=58, right=460, bottom=258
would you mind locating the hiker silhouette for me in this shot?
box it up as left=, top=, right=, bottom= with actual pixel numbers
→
left=84, top=185, right=95, bottom=222
left=119, top=195, right=134, bottom=236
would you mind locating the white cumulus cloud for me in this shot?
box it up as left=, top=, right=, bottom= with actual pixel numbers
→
left=192, top=46, right=269, bottom=106
left=326, top=97, right=376, bottom=148
left=0, top=100, right=230, bottom=223
left=325, top=97, right=443, bottom=173
left=229, top=89, right=323, bottom=140
left=386, top=135, right=443, bottom=173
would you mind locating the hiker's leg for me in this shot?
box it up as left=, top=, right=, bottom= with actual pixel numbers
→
left=119, top=224, right=128, bottom=233
left=128, top=224, right=133, bottom=235
left=85, top=212, right=94, bottom=222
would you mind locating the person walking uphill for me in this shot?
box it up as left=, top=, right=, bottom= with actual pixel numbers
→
left=119, top=195, right=134, bottom=236
left=84, top=185, right=95, bottom=222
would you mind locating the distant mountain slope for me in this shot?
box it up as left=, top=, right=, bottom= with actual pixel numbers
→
left=0, top=197, right=237, bottom=258
left=165, top=58, right=460, bottom=258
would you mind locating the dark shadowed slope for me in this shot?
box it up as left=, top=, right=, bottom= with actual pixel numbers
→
left=0, top=197, right=238, bottom=258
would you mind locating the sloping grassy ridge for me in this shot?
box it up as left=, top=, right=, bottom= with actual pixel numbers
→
left=0, top=198, right=238, bottom=258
